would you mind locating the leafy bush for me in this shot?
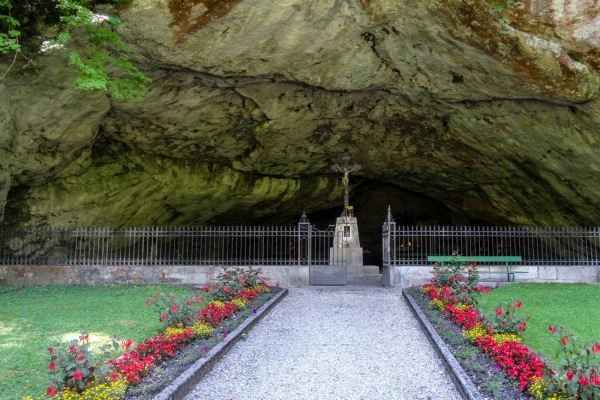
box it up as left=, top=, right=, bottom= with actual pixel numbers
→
left=484, top=300, right=529, bottom=335
left=44, top=331, right=125, bottom=394
left=542, top=325, right=600, bottom=399
left=431, top=252, right=480, bottom=304
left=145, top=292, right=204, bottom=328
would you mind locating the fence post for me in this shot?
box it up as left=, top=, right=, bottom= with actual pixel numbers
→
left=382, top=205, right=395, bottom=286
left=298, top=212, right=311, bottom=266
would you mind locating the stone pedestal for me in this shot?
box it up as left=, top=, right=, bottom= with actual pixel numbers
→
left=329, top=216, right=363, bottom=270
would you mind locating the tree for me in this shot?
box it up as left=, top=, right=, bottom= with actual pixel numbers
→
left=0, top=0, right=151, bottom=101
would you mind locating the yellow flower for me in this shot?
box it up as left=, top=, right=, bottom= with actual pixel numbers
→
left=231, top=298, right=246, bottom=309
left=165, top=327, right=188, bottom=336
left=490, top=333, right=521, bottom=344
left=25, top=378, right=127, bottom=400
left=210, top=300, right=224, bottom=308
left=461, top=325, right=487, bottom=343
left=428, top=299, right=445, bottom=311
left=190, top=321, right=214, bottom=339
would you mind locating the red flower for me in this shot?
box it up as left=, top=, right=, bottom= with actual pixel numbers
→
left=578, top=374, right=589, bottom=386
left=592, top=342, right=600, bottom=354
left=512, top=301, right=522, bottom=309
left=76, top=354, right=85, bottom=362
left=72, top=369, right=83, bottom=380
left=171, top=304, right=178, bottom=312
left=46, top=386, right=57, bottom=396
left=82, top=334, right=89, bottom=343
left=185, top=298, right=191, bottom=305
left=48, top=347, right=54, bottom=354
left=566, top=370, right=575, bottom=380
left=548, top=325, right=556, bottom=334
left=591, top=371, right=600, bottom=386
left=69, top=345, right=78, bottom=353
left=160, top=314, right=167, bottom=321
left=494, top=307, right=503, bottom=316
left=561, top=336, right=568, bottom=346
left=109, top=372, right=118, bottom=381
left=123, top=339, right=133, bottom=350
left=152, top=294, right=157, bottom=299
left=145, top=299, right=151, bottom=307
left=48, top=362, right=56, bottom=371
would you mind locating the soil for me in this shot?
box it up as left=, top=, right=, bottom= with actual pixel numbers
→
left=124, top=292, right=276, bottom=399
left=405, top=287, right=531, bottom=400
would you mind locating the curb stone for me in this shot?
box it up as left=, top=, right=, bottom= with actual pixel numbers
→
left=154, top=288, right=289, bottom=400
left=402, top=289, right=484, bottom=400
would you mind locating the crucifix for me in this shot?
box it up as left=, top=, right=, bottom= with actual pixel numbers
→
left=331, top=151, right=361, bottom=214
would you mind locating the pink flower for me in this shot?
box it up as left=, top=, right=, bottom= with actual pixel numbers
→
left=48, top=362, right=56, bottom=371
left=72, top=369, right=83, bottom=380
left=200, top=346, right=206, bottom=352
left=46, top=386, right=57, bottom=396
left=222, top=334, right=227, bottom=339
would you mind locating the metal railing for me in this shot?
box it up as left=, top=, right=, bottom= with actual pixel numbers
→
left=382, top=207, right=600, bottom=267
left=0, top=213, right=345, bottom=266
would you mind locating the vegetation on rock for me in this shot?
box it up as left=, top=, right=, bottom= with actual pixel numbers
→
left=0, top=0, right=150, bottom=100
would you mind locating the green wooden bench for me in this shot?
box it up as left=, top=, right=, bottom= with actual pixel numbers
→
left=427, top=256, right=526, bottom=282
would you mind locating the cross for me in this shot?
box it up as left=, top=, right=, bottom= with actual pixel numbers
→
left=330, top=151, right=361, bottom=214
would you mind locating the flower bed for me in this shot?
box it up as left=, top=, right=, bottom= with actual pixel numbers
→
left=25, top=267, right=277, bottom=400
left=414, top=253, right=600, bottom=400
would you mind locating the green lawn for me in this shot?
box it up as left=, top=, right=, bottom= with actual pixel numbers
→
left=475, top=283, right=600, bottom=367
left=0, top=285, right=200, bottom=400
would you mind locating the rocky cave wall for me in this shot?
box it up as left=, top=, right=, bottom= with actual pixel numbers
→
left=1, top=0, right=600, bottom=230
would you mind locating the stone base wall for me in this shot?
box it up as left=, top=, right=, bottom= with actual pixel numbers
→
left=0, top=265, right=309, bottom=287
left=388, top=265, right=600, bottom=287
left=2, top=264, right=599, bottom=287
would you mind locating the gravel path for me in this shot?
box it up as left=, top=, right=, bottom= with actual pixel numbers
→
left=184, top=287, right=462, bottom=400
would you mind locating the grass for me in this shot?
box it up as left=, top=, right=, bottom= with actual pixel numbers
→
left=474, top=283, right=600, bottom=367
left=0, top=285, right=200, bottom=400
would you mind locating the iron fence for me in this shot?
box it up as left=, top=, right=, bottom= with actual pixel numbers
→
left=0, top=214, right=344, bottom=266
left=382, top=207, right=600, bottom=267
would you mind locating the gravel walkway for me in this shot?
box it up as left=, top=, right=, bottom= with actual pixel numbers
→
left=184, top=287, right=462, bottom=400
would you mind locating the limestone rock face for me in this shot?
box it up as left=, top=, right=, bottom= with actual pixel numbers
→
left=2, top=0, right=600, bottom=227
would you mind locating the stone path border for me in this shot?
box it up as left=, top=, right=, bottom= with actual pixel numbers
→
left=402, top=289, right=484, bottom=400
left=154, top=288, right=289, bottom=400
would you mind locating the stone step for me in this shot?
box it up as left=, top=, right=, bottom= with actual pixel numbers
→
left=347, top=265, right=381, bottom=275
left=347, top=273, right=383, bottom=286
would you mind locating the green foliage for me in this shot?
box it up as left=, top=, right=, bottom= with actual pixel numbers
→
left=0, top=0, right=151, bottom=101
left=0, top=285, right=198, bottom=400
left=0, top=0, right=20, bottom=54
left=431, top=252, right=480, bottom=305
left=475, top=283, right=600, bottom=367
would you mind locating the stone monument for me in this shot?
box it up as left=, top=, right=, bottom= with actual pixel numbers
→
left=330, top=152, right=363, bottom=273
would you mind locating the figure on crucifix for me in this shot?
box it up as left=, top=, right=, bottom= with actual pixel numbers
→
left=331, top=151, right=361, bottom=213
